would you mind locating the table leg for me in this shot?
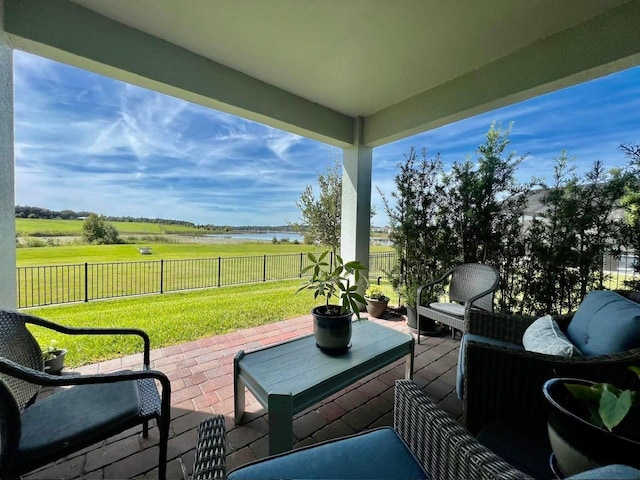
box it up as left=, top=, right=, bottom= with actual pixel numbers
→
left=234, top=351, right=245, bottom=424
left=405, top=338, right=415, bottom=379
left=268, top=393, right=294, bottom=455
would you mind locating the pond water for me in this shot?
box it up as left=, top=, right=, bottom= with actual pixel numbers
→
left=203, top=232, right=305, bottom=242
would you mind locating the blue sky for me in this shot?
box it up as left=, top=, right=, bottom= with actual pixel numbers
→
left=13, top=50, right=640, bottom=227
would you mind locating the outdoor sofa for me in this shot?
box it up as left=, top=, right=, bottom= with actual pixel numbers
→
left=459, top=290, right=640, bottom=438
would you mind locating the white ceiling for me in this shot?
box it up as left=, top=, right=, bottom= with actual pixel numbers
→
left=72, top=0, right=627, bottom=117
left=4, top=0, right=640, bottom=147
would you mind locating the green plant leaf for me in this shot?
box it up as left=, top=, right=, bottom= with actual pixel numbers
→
left=599, top=389, right=633, bottom=431
left=629, top=366, right=640, bottom=380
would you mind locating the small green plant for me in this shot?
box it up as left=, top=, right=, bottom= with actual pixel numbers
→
left=565, top=366, right=640, bottom=435
left=296, top=251, right=368, bottom=318
left=42, top=339, right=61, bottom=361
left=365, top=285, right=389, bottom=301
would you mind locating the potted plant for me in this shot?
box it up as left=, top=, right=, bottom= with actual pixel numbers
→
left=364, top=285, right=389, bottom=318
left=42, top=340, right=67, bottom=375
left=401, top=282, right=440, bottom=335
left=542, top=367, right=640, bottom=477
left=296, top=251, right=367, bottom=353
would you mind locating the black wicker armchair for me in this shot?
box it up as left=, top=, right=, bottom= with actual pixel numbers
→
left=416, top=263, right=499, bottom=342
left=193, top=379, right=528, bottom=480
left=0, top=310, right=171, bottom=480
left=462, top=303, right=640, bottom=437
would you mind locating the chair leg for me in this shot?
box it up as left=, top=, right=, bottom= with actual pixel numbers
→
left=417, top=315, right=421, bottom=345
left=143, top=419, right=149, bottom=438
left=158, top=416, right=170, bottom=480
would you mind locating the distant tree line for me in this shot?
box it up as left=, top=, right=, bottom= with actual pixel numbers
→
left=15, top=205, right=300, bottom=233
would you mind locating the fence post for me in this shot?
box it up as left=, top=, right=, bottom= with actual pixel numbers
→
left=160, top=259, right=164, bottom=294
left=218, top=257, right=221, bottom=287
left=299, top=253, right=303, bottom=277
left=84, top=262, right=88, bottom=302
left=263, top=255, right=267, bottom=282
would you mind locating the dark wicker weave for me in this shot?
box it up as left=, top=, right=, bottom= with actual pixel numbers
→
left=0, top=310, right=171, bottom=480
left=193, top=415, right=227, bottom=480
left=193, top=380, right=528, bottom=479
left=416, top=263, right=499, bottom=342
left=463, top=304, right=640, bottom=436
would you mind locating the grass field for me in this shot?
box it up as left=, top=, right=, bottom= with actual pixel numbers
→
left=16, top=218, right=208, bottom=236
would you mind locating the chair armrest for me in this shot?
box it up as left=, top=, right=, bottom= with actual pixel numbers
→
left=394, top=379, right=529, bottom=480
left=193, top=415, right=226, bottom=480
left=462, top=341, right=640, bottom=435
left=24, top=312, right=152, bottom=368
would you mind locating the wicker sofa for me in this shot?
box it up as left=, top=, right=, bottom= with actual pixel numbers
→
left=193, top=379, right=529, bottom=480
left=461, top=290, right=640, bottom=436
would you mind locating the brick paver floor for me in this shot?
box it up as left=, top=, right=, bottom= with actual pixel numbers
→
left=25, top=312, right=461, bottom=479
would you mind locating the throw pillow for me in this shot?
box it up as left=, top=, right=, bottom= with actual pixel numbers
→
left=523, top=315, right=581, bottom=357
left=566, top=290, right=640, bottom=356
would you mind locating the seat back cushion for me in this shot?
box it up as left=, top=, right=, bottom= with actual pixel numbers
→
left=566, top=290, right=640, bottom=356
left=523, top=315, right=582, bottom=357
left=227, top=427, right=429, bottom=479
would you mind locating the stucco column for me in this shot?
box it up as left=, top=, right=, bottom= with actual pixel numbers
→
left=0, top=2, right=17, bottom=310
left=341, top=117, right=372, bottom=273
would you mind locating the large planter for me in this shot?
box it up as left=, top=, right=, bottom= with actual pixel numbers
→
left=543, top=378, right=640, bottom=477
left=44, top=349, right=67, bottom=375
left=312, top=305, right=352, bottom=353
left=365, top=297, right=388, bottom=318
left=405, top=306, right=440, bottom=335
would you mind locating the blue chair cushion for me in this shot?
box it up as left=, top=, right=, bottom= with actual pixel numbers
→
left=566, top=291, right=640, bottom=356
left=566, top=464, right=640, bottom=479
left=227, top=427, right=429, bottom=479
left=17, top=381, right=142, bottom=466
left=457, top=333, right=524, bottom=400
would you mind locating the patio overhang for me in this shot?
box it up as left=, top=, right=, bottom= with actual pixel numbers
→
left=1, top=0, right=640, bottom=309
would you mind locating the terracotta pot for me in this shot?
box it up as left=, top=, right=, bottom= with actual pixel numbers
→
left=311, top=305, right=352, bottom=353
left=543, top=378, right=640, bottom=477
left=365, top=297, right=388, bottom=318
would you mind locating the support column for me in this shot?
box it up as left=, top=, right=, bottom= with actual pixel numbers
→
left=0, top=2, right=17, bottom=310
left=341, top=117, right=372, bottom=273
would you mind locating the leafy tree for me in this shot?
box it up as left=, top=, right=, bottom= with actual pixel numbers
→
left=380, top=148, right=456, bottom=306
left=619, top=143, right=640, bottom=289
left=82, top=213, right=121, bottom=245
left=442, top=124, right=531, bottom=312
left=295, top=158, right=342, bottom=252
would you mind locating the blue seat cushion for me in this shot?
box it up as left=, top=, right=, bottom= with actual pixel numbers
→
left=18, top=381, right=142, bottom=466
left=227, top=427, right=429, bottom=479
left=457, top=333, right=524, bottom=400
left=566, top=464, right=640, bottom=479
left=566, top=290, right=640, bottom=356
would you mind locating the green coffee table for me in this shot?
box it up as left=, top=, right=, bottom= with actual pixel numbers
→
left=234, top=320, right=415, bottom=454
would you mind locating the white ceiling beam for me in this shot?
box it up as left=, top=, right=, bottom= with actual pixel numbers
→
left=3, top=0, right=355, bottom=147
left=364, top=0, right=640, bottom=147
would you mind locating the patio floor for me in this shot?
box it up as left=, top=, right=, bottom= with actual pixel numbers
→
left=25, top=313, right=462, bottom=479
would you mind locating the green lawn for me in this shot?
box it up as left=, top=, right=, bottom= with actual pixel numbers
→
left=27, top=279, right=319, bottom=367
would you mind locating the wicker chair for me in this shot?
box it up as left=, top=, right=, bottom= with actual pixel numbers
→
left=416, top=263, right=499, bottom=342
left=193, top=379, right=528, bottom=480
left=0, top=310, right=171, bottom=480
left=462, top=302, right=640, bottom=437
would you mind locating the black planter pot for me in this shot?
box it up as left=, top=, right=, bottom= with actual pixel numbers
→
left=312, top=305, right=352, bottom=353
left=543, top=378, right=640, bottom=477
left=44, top=349, right=67, bottom=375
left=405, top=306, right=440, bottom=335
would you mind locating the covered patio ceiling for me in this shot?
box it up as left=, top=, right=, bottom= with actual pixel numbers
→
left=1, top=0, right=640, bottom=310
left=4, top=0, right=640, bottom=147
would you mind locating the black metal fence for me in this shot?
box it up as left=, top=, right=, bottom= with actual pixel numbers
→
left=17, top=251, right=399, bottom=309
